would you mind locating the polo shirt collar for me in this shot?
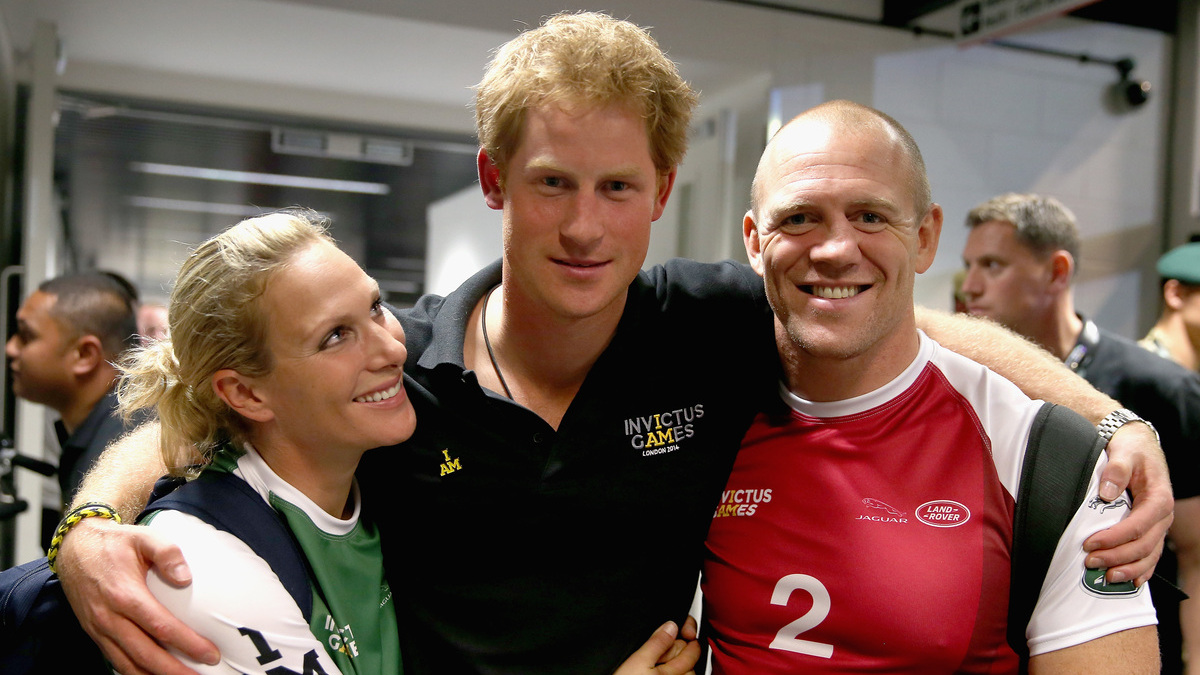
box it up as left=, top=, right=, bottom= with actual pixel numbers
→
left=414, top=259, right=501, bottom=373
left=56, top=387, right=119, bottom=451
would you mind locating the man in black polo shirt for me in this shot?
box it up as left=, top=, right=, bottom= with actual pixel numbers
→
left=5, top=272, right=140, bottom=533
left=962, top=192, right=1200, bottom=673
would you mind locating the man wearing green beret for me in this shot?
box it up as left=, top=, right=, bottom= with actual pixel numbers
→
left=1140, top=241, right=1200, bottom=372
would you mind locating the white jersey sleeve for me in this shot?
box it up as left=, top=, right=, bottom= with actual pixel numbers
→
left=930, top=336, right=1157, bottom=655
left=1025, top=452, right=1158, bottom=655
left=143, top=510, right=344, bottom=675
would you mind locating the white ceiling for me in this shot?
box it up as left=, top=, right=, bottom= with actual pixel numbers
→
left=2, top=0, right=504, bottom=108
left=0, top=0, right=916, bottom=121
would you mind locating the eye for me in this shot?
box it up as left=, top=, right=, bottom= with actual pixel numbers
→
left=607, top=180, right=629, bottom=192
left=969, top=259, right=1004, bottom=275
left=321, top=326, right=348, bottom=350
left=855, top=212, right=887, bottom=232
left=776, top=213, right=814, bottom=235
left=370, top=298, right=384, bottom=316
left=542, top=176, right=564, bottom=188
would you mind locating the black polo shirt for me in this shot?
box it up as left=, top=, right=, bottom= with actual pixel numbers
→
left=1069, top=319, right=1200, bottom=501
left=360, top=258, right=777, bottom=675
left=1069, top=317, right=1200, bottom=675
left=55, top=389, right=127, bottom=504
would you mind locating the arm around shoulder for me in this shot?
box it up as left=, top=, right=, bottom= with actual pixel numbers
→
left=914, top=307, right=1119, bottom=422
left=67, top=420, right=166, bottom=517
left=917, top=307, right=1171, bottom=581
left=56, top=420, right=219, bottom=675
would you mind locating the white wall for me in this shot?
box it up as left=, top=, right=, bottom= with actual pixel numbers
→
left=676, top=74, right=774, bottom=266
left=870, top=21, right=1168, bottom=334
left=426, top=184, right=501, bottom=297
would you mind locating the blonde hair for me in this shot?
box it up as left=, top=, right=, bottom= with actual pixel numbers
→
left=117, top=209, right=333, bottom=473
left=474, top=11, right=698, bottom=183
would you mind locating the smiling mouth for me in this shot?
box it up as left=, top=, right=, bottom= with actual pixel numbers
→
left=554, top=258, right=606, bottom=268
left=354, top=381, right=403, bottom=403
left=801, top=285, right=870, bottom=299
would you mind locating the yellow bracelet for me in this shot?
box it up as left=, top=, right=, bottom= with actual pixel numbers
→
left=47, top=502, right=122, bottom=575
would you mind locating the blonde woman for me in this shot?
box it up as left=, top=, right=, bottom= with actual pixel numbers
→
left=34, top=208, right=698, bottom=675
left=119, top=210, right=414, bottom=674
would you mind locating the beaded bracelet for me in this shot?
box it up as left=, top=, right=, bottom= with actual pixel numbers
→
left=47, top=502, right=122, bottom=574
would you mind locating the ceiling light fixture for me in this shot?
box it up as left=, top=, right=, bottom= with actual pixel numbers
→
left=129, top=161, right=391, bottom=195
left=125, top=196, right=318, bottom=218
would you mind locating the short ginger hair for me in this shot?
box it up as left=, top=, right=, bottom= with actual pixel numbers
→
left=474, top=11, right=698, bottom=184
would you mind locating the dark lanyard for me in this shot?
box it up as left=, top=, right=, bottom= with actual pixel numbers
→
left=1063, top=318, right=1100, bottom=376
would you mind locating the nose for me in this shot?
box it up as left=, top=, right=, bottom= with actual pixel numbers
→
left=960, top=265, right=983, bottom=300
left=5, top=335, right=18, bottom=361
left=808, top=220, right=859, bottom=267
left=559, top=190, right=604, bottom=251
left=367, top=316, right=407, bottom=370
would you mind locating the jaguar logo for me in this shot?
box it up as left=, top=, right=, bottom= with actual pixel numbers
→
left=1087, top=496, right=1130, bottom=514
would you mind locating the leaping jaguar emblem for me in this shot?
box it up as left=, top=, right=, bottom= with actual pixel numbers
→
left=1086, top=496, right=1130, bottom=514
left=862, top=498, right=904, bottom=517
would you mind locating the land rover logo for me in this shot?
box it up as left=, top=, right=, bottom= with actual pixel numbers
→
left=915, top=500, right=970, bottom=528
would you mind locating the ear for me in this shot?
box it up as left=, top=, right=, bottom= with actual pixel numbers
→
left=478, top=149, right=504, bottom=211
left=1164, top=279, right=1186, bottom=310
left=914, top=204, right=944, bottom=274
left=650, top=167, right=678, bottom=222
left=1047, top=249, right=1074, bottom=290
left=69, top=335, right=104, bottom=377
left=743, top=210, right=765, bottom=276
left=211, top=369, right=274, bottom=424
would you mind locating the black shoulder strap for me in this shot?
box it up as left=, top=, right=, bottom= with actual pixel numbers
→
left=0, top=472, right=315, bottom=675
left=0, top=558, right=109, bottom=674
left=138, top=472, right=313, bottom=621
left=1007, top=402, right=1104, bottom=665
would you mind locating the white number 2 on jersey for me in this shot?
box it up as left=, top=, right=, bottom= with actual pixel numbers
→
left=769, top=574, right=834, bottom=659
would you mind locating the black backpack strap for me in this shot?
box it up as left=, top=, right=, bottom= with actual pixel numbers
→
left=0, top=557, right=108, bottom=674
left=1, top=471, right=314, bottom=674
left=1007, top=402, right=1105, bottom=665
left=139, top=471, right=313, bottom=621
left=0, top=486, right=194, bottom=674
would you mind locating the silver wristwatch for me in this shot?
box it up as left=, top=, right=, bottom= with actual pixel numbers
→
left=1096, top=407, right=1157, bottom=444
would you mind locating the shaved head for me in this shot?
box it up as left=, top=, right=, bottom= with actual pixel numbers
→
left=752, top=100, right=930, bottom=221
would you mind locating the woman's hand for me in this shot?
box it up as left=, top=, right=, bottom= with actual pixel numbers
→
left=614, top=617, right=701, bottom=675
